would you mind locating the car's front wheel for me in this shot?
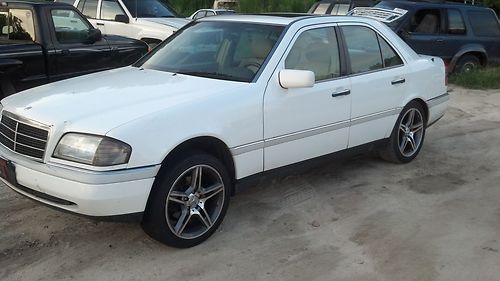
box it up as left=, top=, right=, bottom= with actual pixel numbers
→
left=142, top=152, right=231, bottom=248
left=380, top=101, right=426, bottom=163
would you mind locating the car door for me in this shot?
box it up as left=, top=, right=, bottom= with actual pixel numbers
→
left=96, top=0, right=130, bottom=37
left=263, top=25, right=351, bottom=170
left=76, top=0, right=99, bottom=29
left=338, top=24, right=408, bottom=147
left=47, top=7, right=112, bottom=81
left=402, top=8, right=448, bottom=57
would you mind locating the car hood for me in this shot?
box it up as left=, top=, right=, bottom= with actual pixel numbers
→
left=138, top=17, right=189, bottom=29
left=1, top=67, right=246, bottom=135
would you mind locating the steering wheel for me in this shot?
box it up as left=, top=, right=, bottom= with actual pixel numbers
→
left=243, top=62, right=262, bottom=73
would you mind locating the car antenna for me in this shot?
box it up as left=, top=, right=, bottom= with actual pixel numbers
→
left=135, top=0, right=138, bottom=20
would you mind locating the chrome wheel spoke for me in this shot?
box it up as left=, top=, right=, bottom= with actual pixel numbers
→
left=412, top=122, right=424, bottom=133
left=195, top=201, right=213, bottom=228
left=400, top=123, right=408, bottom=133
left=168, top=191, right=188, bottom=205
left=405, top=109, right=415, bottom=127
left=191, top=166, right=203, bottom=192
left=174, top=207, right=192, bottom=235
left=400, top=136, right=409, bottom=151
left=201, top=183, right=224, bottom=200
left=408, top=136, right=416, bottom=151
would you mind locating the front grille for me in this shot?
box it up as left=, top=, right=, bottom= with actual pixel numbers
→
left=0, top=112, right=49, bottom=160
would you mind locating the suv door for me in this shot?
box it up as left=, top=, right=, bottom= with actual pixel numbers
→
left=441, top=8, right=467, bottom=62
left=264, top=25, right=351, bottom=170
left=47, top=8, right=112, bottom=81
left=339, top=24, right=407, bottom=147
left=403, top=8, right=448, bottom=57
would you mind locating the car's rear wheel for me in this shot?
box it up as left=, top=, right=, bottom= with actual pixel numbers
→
left=380, top=101, right=426, bottom=163
left=455, top=54, right=481, bottom=74
left=142, top=152, right=230, bottom=248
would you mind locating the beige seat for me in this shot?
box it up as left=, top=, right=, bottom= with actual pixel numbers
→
left=239, top=38, right=275, bottom=73
left=415, top=14, right=438, bottom=34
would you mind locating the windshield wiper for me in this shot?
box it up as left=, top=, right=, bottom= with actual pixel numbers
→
left=176, top=71, right=248, bottom=82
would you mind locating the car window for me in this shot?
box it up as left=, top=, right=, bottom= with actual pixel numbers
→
left=100, top=0, right=126, bottom=21
left=141, top=22, right=284, bottom=82
left=312, top=3, right=330, bottom=14
left=410, top=9, right=441, bottom=34
left=331, top=4, right=350, bottom=15
left=378, top=35, right=403, bottom=67
left=122, top=0, right=178, bottom=18
left=285, top=27, right=340, bottom=81
left=206, top=11, right=216, bottom=17
left=341, top=25, right=383, bottom=74
left=0, top=9, right=36, bottom=41
left=194, top=11, right=206, bottom=19
left=467, top=11, right=500, bottom=37
left=80, top=0, right=98, bottom=19
left=51, top=9, right=91, bottom=44
left=57, top=0, right=76, bottom=4
left=447, top=9, right=466, bottom=34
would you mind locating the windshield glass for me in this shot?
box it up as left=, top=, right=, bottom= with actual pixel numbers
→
left=122, top=0, right=178, bottom=18
left=140, top=21, right=284, bottom=82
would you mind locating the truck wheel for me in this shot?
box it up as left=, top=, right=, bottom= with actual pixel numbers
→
left=142, top=152, right=231, bottom=248
left=455, top=54, right=481, bottom=74
left=380, top=101, right=426, bottom=163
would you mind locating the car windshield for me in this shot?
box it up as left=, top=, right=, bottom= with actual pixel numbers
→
left=121, top=0, right=178, bottom=18
left=139, top=21, right=284, bottom=82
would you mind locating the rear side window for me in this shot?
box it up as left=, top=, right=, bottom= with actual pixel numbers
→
left=80, top=0, right=98, bottom=19
left=410, top=9, right=441, bottom=34
left=467, top=11, right=500, bottom=37
left=447, top=9, right=466, bottom=34
left=0, top=9, right=36, bottom=41
left=341, top=26, right=383, bottom=74
left=378, top=36, right=403, bottom=67
left=285, top=27, right=341, bottom=81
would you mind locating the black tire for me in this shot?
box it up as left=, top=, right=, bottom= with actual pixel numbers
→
left=142, top=152, right=231, bottom=248
left=455, top=54, right=481, bottom=74
left=380, top=101, right=426, bottom=164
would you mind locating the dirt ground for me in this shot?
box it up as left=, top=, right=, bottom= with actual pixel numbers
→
left=1, top=86, right=499, bottom=281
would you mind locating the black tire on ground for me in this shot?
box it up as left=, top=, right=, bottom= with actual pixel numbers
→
left=141, top=152, right=231, bottom=248
left=455, top=54, right=481, bottom=74
left=380, top=101, right=427, bottom=164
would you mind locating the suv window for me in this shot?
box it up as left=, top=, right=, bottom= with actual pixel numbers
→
left=80, top=0, right=98, bottom=19
left=410, top=9, right=441, bottom=34
left=341, top=26, right=383, bottom=74
left=0, top=9, right=36, bottom=41
left=100, top=0, right=126, bottom=21
left=447, top=9, right=465, bottom=34
left=51, top=9, right=91, bottom=44
left=467, top=11, right=500, bottom=37
left=285, top=27, right=341, bottom=81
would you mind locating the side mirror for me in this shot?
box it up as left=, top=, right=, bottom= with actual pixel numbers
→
left=279, top=69, right=315, bottom=89
left=115, top=14, right=129, bottom=24
left=86, top=28, right=102, bottom=44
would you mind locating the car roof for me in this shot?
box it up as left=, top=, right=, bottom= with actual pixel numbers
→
left=1, top=1, right=68, bottom=7
left=200, top=14, right=391, bottom=26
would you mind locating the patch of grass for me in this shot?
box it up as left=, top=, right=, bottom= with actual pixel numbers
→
left=449, top=68, right=500, bottom=90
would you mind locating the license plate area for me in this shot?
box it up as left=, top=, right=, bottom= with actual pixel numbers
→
left=0, top=158, right=17, bottom=185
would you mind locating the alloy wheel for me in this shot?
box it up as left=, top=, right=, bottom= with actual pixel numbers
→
left=398, top=108, right=424, bottom=158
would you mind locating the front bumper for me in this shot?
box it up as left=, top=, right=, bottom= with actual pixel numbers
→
left=0, top=146, right=160, bottom=217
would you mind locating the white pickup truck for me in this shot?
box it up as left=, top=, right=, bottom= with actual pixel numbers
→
left=58, top=0, right=189, bottom=46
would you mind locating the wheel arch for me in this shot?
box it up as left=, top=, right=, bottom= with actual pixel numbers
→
left=409, top=98, right=429, bottom=125
left=159, top=136, right=236, bottom=191
left=449, top=45, right=488, bottom=72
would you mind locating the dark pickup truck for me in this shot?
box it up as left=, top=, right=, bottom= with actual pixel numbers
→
left=0, top=1, right=148, bottom=97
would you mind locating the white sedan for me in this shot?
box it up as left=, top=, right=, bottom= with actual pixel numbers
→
left=0, top=15, right=448, bottom=248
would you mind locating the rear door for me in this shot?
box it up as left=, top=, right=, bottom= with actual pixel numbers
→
left=96, top=0, right=130, bottom=37
left=339, top=23, right=408, bottom=147
left=47, top=7, right=112, bottom=81
left=403, top=8, right=448, bottom=57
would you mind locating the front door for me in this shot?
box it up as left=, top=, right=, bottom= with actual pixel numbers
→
left=47, top=8, right=112, bottom=81
left=264, top=25, right=351, bottom=170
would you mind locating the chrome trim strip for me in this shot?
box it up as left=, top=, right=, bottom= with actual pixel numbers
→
left=350, top=108, right=401, bottom=126
left=265, top=120, right=350, bottom=148
left=2, top=111, right=51, bottom=129
left=231, top=108, right=401, bottom=156
left=427, top=93, right=450, bottom=107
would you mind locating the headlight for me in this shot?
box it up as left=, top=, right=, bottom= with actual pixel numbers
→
left=53, top=133, right=131, bottom=166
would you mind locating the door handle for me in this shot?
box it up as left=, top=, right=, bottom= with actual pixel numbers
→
left=391, top=78, right=406, bottom=85
left=96, top=22, right=105, bottom=26
left=332, top=89, right=351, bottom=97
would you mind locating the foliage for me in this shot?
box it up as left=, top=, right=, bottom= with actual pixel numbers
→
left=449, top=68, right=500, bottom=89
